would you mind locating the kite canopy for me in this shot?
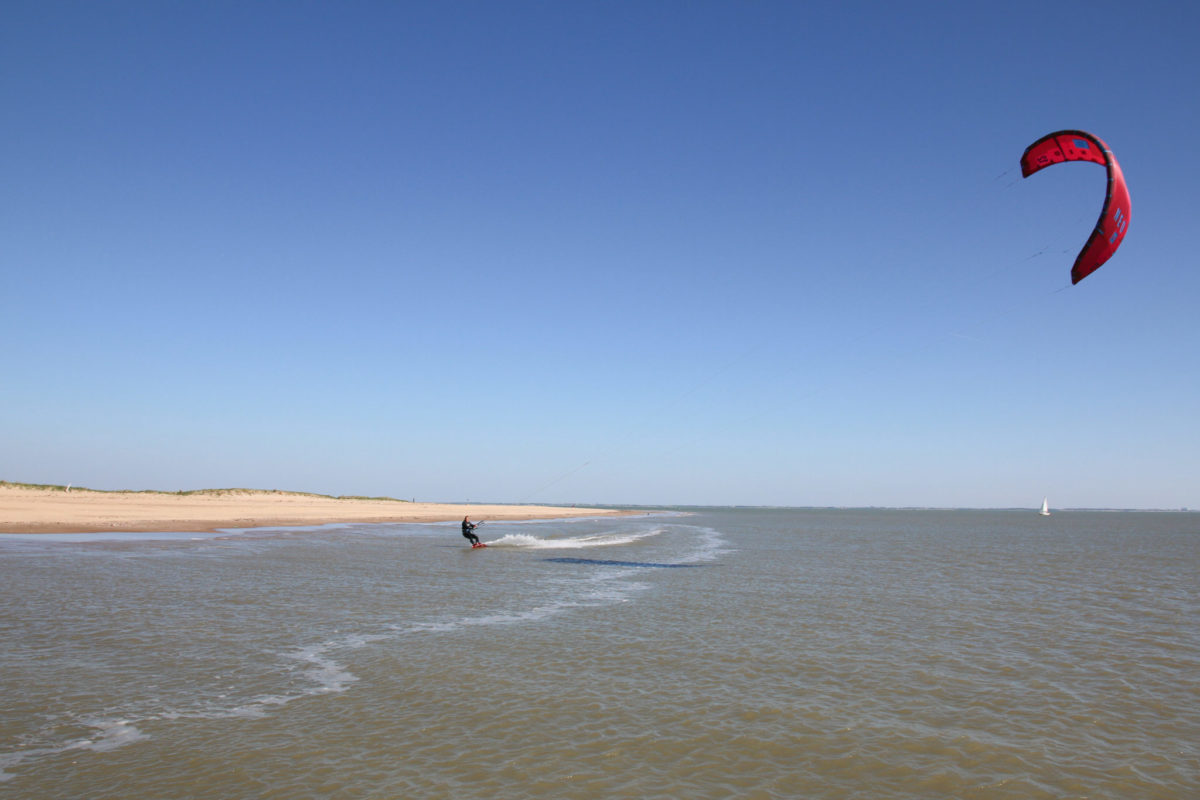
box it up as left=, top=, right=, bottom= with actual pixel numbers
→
left=1020, top=130, right=1131, bottom=284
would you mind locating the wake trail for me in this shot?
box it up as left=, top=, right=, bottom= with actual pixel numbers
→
left=481, top=527, right=665, bottom=549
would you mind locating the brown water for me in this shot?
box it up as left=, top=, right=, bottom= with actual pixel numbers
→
left=2, top=509, right=1197, bottom=798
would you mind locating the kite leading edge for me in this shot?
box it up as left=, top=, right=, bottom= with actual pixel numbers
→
left=1020, top=130, right=1131, bottom=284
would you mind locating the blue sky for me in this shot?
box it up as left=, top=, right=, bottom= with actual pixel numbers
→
left=3, top=1, right=1197, bottom=508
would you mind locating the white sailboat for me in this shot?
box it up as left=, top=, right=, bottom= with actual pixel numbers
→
left=1039, top=497, right=1050, bottom=516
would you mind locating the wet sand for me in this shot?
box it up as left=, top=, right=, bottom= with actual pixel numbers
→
left=0, top=484, right=625, bottom=534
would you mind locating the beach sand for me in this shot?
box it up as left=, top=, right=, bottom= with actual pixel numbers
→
left=0, top=485, right=625, bottom=534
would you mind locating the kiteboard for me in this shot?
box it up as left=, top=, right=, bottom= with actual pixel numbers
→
left=471, top=542, right=487, bottom=549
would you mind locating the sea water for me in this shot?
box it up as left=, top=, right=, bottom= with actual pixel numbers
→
left=1, top=509, right=1197, bottom=798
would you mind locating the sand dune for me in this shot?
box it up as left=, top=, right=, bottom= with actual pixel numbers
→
left=0, top=484, right=623, bottom=534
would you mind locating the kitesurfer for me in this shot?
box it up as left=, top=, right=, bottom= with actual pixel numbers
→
left=461, top=516, right=480, bottom=547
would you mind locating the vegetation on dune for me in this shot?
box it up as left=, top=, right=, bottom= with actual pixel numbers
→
left=335, top=495, right=412, bottom=502
left=1, top=481, right=85, bottom=493
left=0, top=481, right=410, bottom=502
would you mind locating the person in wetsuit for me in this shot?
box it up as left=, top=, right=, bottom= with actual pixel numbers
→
left=461, top=516, right=480, bottom=546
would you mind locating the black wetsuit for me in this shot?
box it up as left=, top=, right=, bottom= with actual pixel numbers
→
left=461, top=520, right=479, bottom=546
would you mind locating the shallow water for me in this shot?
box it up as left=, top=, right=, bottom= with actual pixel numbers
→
left=2, top=509, right=1197, bottom=798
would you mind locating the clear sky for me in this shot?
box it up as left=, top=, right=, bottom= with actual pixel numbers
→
left=3, top=1, right=1197, bottom=509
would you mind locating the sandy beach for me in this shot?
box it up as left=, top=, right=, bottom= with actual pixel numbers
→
left=0, top=484, right=625, bottom=534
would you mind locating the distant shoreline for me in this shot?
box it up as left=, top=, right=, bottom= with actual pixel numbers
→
left=0, top=482, right=631, bottom=534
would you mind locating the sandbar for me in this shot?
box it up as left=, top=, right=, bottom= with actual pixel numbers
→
left=0, top=484, right=626, bottom=534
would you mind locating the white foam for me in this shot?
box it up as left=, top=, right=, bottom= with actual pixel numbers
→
left=674, top=524, right=733, bottom=564
left=483, top=527, right=664, bottom=549
left=0, top=718, right=148, bottom=783
left=72, top=718, right=147, bottom=753
left=163, top=639, right=363, bottom=722
left=288, top=642, right=360, bottom=695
